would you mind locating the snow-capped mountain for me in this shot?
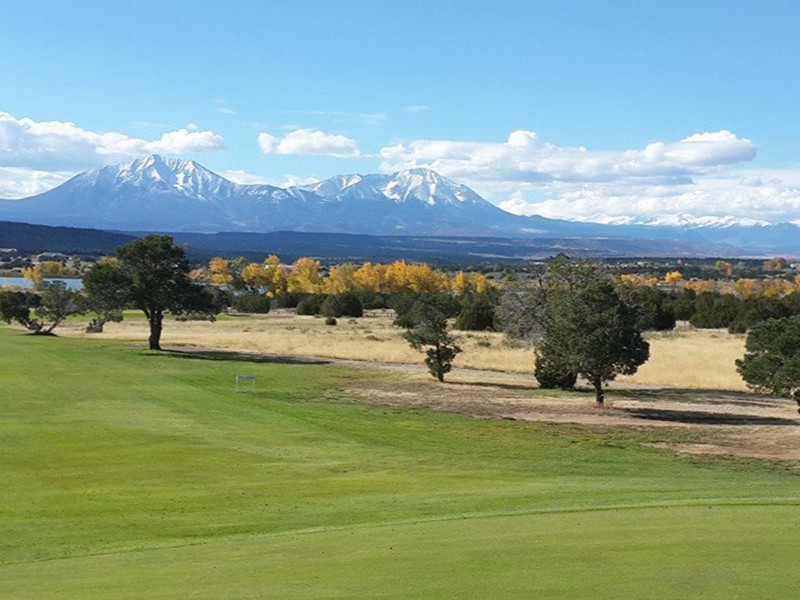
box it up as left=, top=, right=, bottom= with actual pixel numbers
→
left=580, top=213, right=770, bottom=229
left=0, top=155, right=535, bottom=236
left=0, top=155, right=798, bottom=255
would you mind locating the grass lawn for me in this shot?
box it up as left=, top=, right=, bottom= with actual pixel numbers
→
left=0, top=327, right=798, bottom=598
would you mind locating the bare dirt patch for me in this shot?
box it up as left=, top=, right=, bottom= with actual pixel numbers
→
left=344, top=367, right=800, bottom=463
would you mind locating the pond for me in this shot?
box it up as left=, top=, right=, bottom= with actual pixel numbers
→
left=0, top=277, right=83, bottom=290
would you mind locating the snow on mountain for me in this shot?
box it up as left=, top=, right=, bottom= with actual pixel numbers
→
left=0, top=155, right=798, bottom=254
left=0, top=156, right=519, bottom=235
left=579, top=212, right=770, bottom=229
left=302, top=168, right=490, bottom=208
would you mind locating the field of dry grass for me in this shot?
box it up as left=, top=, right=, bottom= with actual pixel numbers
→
left=58, top=310, right=749, bottom=391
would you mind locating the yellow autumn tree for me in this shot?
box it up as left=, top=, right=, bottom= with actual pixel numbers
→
left=241, top=263, right=271, bottom=293
left=470, top=272, right=491, bottom=293
left=664, top=270, right=683, bottom=283
left=288, top=257, right=323, bottom=293
left=208, top=257, right=233, bottom=286
left=325, top=263, right=358, bottom=295
left=451, top=271, right=472, bottom=295
left=22, top=265, right=43, bottom=285
left=352, top=262, right=386, bottom=293
left=264, top=255, right=288, bottom=297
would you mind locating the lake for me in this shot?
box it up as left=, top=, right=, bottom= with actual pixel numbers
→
left=0, top=277, right=83, bottom=290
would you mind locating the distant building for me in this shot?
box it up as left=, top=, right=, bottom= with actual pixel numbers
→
left=35, top=252, right=69, bottom=262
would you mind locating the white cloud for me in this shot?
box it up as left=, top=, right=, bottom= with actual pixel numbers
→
left=221, top=169, right=270, bottom=185
left=218, top=107, right=236, bottom=115
left=380, top=129, right=756, bottom=185
left=143, top=128, right=224, bottom=155
left=0, top=167, right=73, bottom=199
left=378, top=129, right=800, bottom=223
left=404, top=105, right=431, bottom=113
left=0, top=111, right=225, bottom=196
left=258, top=128, right=360, bottom=158
left=0, top=111, right=224, bottom=171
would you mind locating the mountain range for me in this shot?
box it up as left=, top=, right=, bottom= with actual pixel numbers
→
left=0, top=154, right=797, bottom=256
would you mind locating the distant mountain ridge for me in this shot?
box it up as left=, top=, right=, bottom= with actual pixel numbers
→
left=0, top=155, right=798, bottom=255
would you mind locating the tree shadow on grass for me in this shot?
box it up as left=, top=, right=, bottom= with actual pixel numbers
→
left=452, top=380, right=539, bottom=392
left=157, top=348, right=332, bottom=366
left=608, top=387, right=782, bottom=408
left=623, top=407, right=798, bottom=426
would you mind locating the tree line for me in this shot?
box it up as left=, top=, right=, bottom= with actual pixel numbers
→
left=1, top=237, right=797, bottom=410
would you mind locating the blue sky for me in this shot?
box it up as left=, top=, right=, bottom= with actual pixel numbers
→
left=1, top=0, right=800, bottom=223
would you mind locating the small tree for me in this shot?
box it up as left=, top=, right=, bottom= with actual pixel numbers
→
left=736, top=316, right=800, bottom=412
left=0, top=283, right=77, bottom=335
left=82, top=261, right=128, bottom=333
left=84, top=236, right=217, bottom=350
left=402, top=300, right=461, bottom=382
left=0, top=290, right=38, bottom=331
left=454, top=293, right=496, bottom=331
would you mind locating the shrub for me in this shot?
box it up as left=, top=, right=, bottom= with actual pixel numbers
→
left=321, top=293, right=363, bottom=318
left=356, top=290, right=389, bottom=310
left=272, top=292, right=305, bottom=309
left=393, top=292, right=461, bottom=327
left=324, top=316, right=337, bottom=326
left=454, top=294, right=495, bottom=331
left=232, top=293, right=271, bottom=314
left=534, top=354, right=578, bottom=390
left=296, top=294, right=327, bottom=315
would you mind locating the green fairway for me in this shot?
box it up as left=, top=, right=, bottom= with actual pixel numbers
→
left=0, top=327, right=798, bottom=598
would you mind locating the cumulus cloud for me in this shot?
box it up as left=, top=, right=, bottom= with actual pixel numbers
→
left=258, top=128, right=360, bottom=158
left=380, top=129, right=756, bottom=185
left=0, top=111, right=224, bottom=171
left=0, top=167, right=73, bottom=199
left=378, top=129, right=800, bottom=223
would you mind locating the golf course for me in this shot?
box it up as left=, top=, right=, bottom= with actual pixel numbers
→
left=1, top=327, right=798, bottom=598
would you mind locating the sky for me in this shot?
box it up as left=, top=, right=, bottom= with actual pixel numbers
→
left=1, top=0, right=800, bottom=224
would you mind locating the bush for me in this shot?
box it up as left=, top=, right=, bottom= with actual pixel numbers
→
left=356, top=290, right=389, bottom=310
left=321, top=292, right=363, bottom=318
left=232, top=293, right=271, bottom=314
left=534, top=354, right=578, bottom=390
left=174, top=312, right=217, bottom=322
left=454, top=294, right=495, bottom=331
left=271, top=292, right=305, bottom=309
left=690, top=293, right=742, bottom=329
left=393, top=292, right=461, bottom=327
left=296, top=294, right=327, bottom=315
left=325, top=316, right=337, bottom=326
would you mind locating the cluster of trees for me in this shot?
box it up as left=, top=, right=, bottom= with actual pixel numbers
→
left=0, top=281, right=78, bottom=335
left=499, top=257, right=650, bottom=404
left=1, top=236, right=219, bottom=350
left=667, top=289, right=800, bottom=333
left=192, top=255, right=490, bottom=298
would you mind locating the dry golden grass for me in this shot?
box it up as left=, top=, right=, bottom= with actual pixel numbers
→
left=58, top=311, right=748, bottom=391
left=619, top=325, right=748, bottom=391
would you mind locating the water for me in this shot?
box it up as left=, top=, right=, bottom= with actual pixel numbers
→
left=0, top=277, right=83, bottom=290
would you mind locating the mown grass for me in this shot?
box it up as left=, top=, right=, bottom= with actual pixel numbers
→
left=0, top=327, right=797, bottom=598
